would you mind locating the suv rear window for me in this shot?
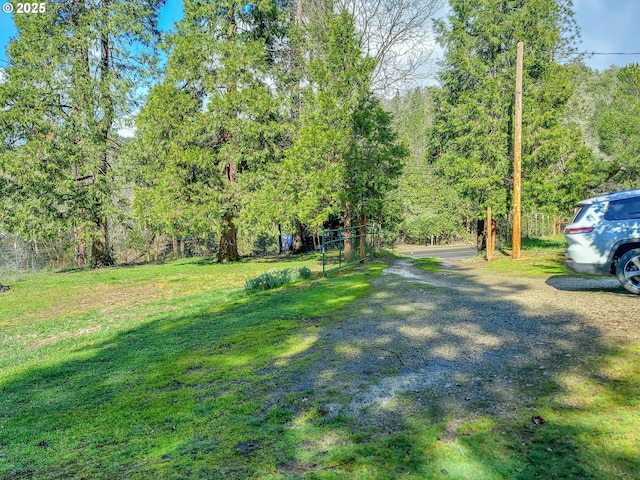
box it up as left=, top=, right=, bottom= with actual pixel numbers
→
left=604, top=197, right=640, bottom=220
left=571, top=206, right=590, bottom=223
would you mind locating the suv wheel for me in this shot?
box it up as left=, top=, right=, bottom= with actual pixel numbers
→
left=615, top=249, right=640, bottom=295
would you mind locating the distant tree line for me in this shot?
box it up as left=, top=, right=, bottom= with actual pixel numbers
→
left=1, top=0, right=638, bottom=269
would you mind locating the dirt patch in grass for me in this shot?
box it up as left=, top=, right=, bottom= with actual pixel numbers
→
left=28, top=283, right=184, bottom=320
left=27, top=324, right=103, bottom=349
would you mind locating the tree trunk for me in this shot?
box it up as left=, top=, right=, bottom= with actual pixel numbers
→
left=277, top=223, right=283, bottom=254
left=292, top=219, right=306, bottom=253
left=491, top=219, right=497, bottom=253
left=89, top=3, right=115, bottom=269
left=71, top=6, right=89, bottom=269
left=343, top=202, right=353, bottom=262
left=477, top=219, right=486, bottom=251
left=75, top=227, right=86, bottom=268
left=359, top=214, right=366, bottom=258
left=91, top=217, right=114, bottom=267
left=218, top=215, right=239, bottom=262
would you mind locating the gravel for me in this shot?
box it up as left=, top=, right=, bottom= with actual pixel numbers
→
left=279, top=258, right=639, bottom=431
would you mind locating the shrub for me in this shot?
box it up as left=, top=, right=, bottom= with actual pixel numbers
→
left=244, top=267, right=312, bottom=292
left=299, top=266, right=311, bottom=279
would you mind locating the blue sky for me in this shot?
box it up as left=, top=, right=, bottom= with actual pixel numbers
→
left=573, top=0, right=640, bottom=70
left=1, top=0, right=639, bottom=71
left=0, top=0, right=184, bottom=65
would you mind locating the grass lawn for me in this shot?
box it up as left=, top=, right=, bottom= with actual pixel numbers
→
left=1, top=249, right=639, bottom=479
left=1, top=255, right=379, bottom=478
left=471, top=235, right=571, bottom=276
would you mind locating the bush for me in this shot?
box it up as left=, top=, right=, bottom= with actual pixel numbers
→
left=245, top=267, right=312, bottom=292
left=299, top=266, right=311, bottom=279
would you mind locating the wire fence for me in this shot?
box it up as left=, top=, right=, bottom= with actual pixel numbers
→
left=0, top=233, right=70, bottom=273
left=0, top=231, right=217, bottom=274
left=1, top=212, right=570, bottom=274
left=321, top=225, right=379, bottom=275
left=495, top=213, right=570, bottom=246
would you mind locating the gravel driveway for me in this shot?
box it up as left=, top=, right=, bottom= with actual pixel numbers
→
left=284, top=258, right=639, bottom=436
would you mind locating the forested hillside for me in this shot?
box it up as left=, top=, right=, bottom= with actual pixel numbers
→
left=1, top=0, right=638, bottom=269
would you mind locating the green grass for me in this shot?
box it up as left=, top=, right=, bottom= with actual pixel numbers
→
left=413, top=258, right=441, bottom=272
left=1, top=254, right=640, bottom=479
left=446, top=342, right=640, bottom=480
left=479, top=235, right=570, bottom=276
left=0, top=257, right=384, bottom=479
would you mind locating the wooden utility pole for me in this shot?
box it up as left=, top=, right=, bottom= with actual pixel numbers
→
left=486, top=207, right=493, bottom=261
left=512, top=41, right=523, bottom=259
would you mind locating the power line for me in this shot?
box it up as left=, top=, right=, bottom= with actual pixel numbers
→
left=584, top=52, right=640, bottom=56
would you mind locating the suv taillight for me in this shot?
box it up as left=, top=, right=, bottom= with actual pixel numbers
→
left=564, top=226, right=594, bottom=234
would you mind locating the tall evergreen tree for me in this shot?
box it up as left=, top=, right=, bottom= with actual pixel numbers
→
left=280, top=10, right=404, bottom=250
left=427, top=0, right=594, bottom=220
left=386, top=87, right=472, bottom=244
left=133, top=0, right=289, bottom=262
left=0, top=0, right=163, bottom=267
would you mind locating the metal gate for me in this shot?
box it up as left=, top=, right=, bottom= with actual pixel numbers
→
left=321, top=224, right=378, bottom=275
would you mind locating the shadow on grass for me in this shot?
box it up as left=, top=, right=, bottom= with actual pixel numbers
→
left=190, top=252, right=323, bottom=267
left=1, top=262, right=639, bottom=479
left=521, top=236, right=568, bottom=250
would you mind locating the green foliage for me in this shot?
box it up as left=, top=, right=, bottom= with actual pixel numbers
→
left=132, top=0, right=290, bottom=262
left=299, top=266, right=312, bottom=279
left=2, top=3, right=406, bottom=266
left=427, top=0, right=595, bottom=219
left=244, top=266, right=312, bottom=291
left=279, top=11, right=406, bottom=230
left=0, top=0, right=163, bottom=267
left=594, top=63, right=640, bottom=188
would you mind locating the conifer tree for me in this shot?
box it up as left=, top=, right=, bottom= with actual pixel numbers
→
left=0, top=0, right=163, bottom=267
left=594, top=63, right=640, bottom=189
left=134, top=0, right=288, bottom=262
left=281, top=10, right=404, bottom=257
left=427, top=0, right=594, bottom=220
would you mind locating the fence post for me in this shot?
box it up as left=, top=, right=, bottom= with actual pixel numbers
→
left=322, top=235, right=326, bottom=276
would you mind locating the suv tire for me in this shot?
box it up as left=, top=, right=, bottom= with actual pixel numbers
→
left=615, top=249, right=640, bottom=295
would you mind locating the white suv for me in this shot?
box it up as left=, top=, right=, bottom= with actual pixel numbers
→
left=564, top=188, right=640, bottom=294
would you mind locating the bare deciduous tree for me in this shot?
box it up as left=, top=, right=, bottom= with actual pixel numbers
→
left=300, top=0, right=444, bottom=94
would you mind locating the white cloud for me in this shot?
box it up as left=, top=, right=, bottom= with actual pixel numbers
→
left=116, top=117, right=137, bottom=138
